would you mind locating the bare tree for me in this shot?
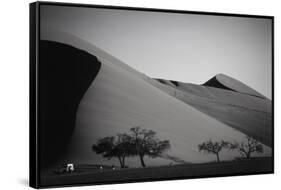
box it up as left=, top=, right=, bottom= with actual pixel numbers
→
left=92, top=134, right=132, bottom=168
left=92, top=127, right=170, bottom=168
left=129, top=126, right=170, bottom=167
left=198, top=139, right=229, bottom=162
left=229, top=136, right=263, bottom=159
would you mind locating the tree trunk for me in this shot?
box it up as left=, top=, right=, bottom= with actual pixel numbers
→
left=122, top=156, right=126, bottom=168
left=216, top=153, right=220, bottom=162
left=246, top=152, right=251, bottom=159
left=118, top=156, right=124, bottom=168
left=139, top=155, right=146, bottom=167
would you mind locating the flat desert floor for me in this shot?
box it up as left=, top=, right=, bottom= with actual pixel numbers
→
left=40, top=157, right=273, bottom=187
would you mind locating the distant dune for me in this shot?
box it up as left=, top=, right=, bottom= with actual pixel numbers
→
left=40, top=29, right=272, bottom=170
left=154, top=76, right=272, bottom=147
left=203, top=73, right=266, bottom=98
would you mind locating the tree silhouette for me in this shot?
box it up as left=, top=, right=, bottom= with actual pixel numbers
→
left=198, top=139, right=229, bottom=162
left=129, top=126, right=170, bottom=167
left=92, top=134, right=132, bottom=168
left=92, top=127, right=170, bottom=168
left=229, top=136, right=263, bottom=159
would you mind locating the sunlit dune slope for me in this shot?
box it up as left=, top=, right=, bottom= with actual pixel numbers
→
left=154, top=77, right=272, bottom=147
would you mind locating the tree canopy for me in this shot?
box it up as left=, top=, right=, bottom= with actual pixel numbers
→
left=198, top=139, right=229, bottom=162
left=129, top=126, right=170, bottom=167
left=229, top=136, right=263, bottom=159
left=92, top=134, right=133, bottom=168
left=92, top=126, right=170, bottom=168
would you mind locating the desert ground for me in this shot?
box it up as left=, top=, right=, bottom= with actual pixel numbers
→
left=40, top=157, right=272, bottom=187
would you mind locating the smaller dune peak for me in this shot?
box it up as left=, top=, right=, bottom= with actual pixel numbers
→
left=204, top=73, right=265, bottom=99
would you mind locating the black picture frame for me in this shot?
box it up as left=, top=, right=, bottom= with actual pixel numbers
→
left=30, top=1, right=274, bottom=188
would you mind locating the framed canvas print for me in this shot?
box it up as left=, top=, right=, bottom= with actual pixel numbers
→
left=29, top=1, right=274, bottom=188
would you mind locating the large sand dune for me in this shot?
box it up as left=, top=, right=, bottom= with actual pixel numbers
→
left=41, top=29, right=272, bottom=169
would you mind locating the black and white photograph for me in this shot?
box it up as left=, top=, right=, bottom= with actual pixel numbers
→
left=29, top=2, right=273, bottom=188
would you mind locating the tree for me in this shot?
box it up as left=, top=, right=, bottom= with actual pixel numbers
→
left=129, top=126, right=170, bottom=167
left=198, top=139, right=229, bottom=162
left=229, top=136, right=263, bottom=159
left=92, top=134, right=132, bottom=168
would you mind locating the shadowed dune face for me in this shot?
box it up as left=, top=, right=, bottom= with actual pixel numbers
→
left=39, top=41, right=101, bottom=169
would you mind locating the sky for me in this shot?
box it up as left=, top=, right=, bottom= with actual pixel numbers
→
left=41, top=5, right=272, bottom=99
